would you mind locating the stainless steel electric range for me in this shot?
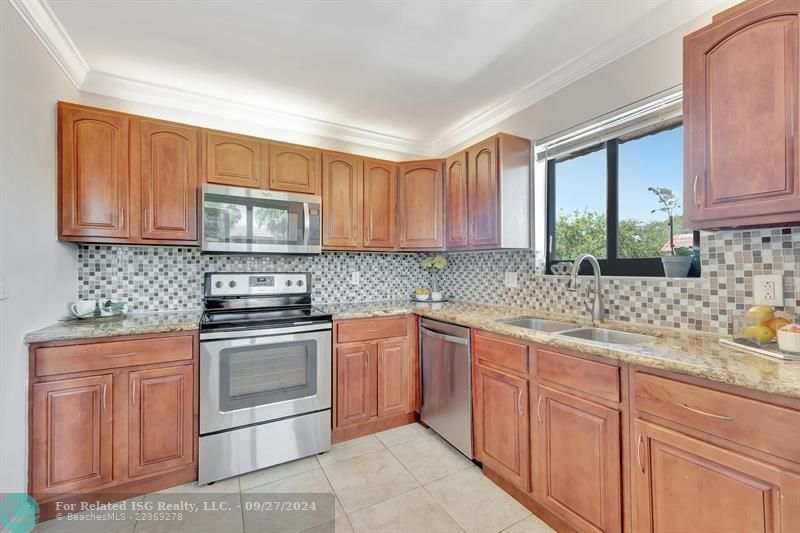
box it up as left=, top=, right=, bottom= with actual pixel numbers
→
left=198, top=272, right=332, bottom=484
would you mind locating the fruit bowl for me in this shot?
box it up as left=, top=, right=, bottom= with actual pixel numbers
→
left=734, top=306, right=793, bottom=347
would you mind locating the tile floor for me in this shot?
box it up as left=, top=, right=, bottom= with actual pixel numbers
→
left=32, top=423, right=554, bottom=533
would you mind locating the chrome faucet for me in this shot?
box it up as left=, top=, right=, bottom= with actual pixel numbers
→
left=565, top=253, right=604, bottom=323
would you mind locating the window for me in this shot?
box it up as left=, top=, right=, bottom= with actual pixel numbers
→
left=546, top=121, right=698, bottom=276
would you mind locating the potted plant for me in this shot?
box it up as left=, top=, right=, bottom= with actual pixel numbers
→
left=420, top=254, right=448, bottom=300
left=649, top=187, right=693, bottom=277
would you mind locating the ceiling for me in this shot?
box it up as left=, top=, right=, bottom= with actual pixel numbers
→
left=14, top=0, right=725, bottom=155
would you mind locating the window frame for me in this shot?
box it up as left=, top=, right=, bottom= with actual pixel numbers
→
left=545, top=123, right=698, bottom=277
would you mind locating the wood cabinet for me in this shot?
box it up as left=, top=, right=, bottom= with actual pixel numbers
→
left=398, top=160, right=444, bottom=249
left=468, top=137, right=500, bottom=247
left=473, top=364, right=530, bottom=492
left=536, top=385, right=621, bottom=533
left=203, top=130, right=266, bottom=189
left=28, top=332, right=198, bottom=514
left=322, top=152, right=363, bottom=248
left=363, top=159, right=397, bottom=249
left=59, top=104, right=130, bottom=240
left=632, top=419, right=800, bottom=533
left=138, top=119, right=198, bottom=241
left=332, top=317, right=415, bottom=442
left=268, top=141, right=320, bottom=194
left=128, top=365, right=194, bottom=478
left=31, top=374, right=114, bottom=494
left=684, top=0, right=800, bottom=229
left=445, top=151, right=469, bottom=249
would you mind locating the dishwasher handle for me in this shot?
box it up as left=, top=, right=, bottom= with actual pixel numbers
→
left=420, top=326, right=469, bottom=345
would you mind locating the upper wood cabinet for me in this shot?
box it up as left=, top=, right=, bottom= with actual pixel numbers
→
left=363, top=159, right=398, bottom=250
left=445, top=151, right=469, bottom=249
left=684, top=0, right=800, bottom=229
left=322, top=152, right=363, bottom=248
left=203, top=130, right=267, bottom=189
left=468, top=137, right=500, bottom=247
left=268, top=141, right=320, bottom=194
left=398, top=160, right=445, bottom=249
left=59, top=104, right=130, bottom=240
left=138, top=119, right=198, bottom=241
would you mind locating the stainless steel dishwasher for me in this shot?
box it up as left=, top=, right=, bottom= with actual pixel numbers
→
left=419, top=317, right=472, bottom=459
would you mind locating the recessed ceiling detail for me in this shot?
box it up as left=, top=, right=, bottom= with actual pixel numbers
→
left=11, top=0, right=728, bottom=156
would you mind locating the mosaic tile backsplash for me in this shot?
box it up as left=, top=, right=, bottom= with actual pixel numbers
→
left=77, top=227, right=798, bottom=335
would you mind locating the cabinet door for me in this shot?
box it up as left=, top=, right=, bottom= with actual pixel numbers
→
left=322, top=152, right=362, bottom=248
left=685, top=2, right=800, bottom=228
left=536, top=385, right=621, bottom=533
left=468, top=137, right=500, bottom=247
left=632, top=419, right=800, bottom=533
left=59, top=104, right=130, bottom=239
left=473, top=365, right=530, bottom=491
left=398, top=160, right=444, bottom=249
left=269, top=141, right=320, bottom=194
left=204, top=131, right=267, bottom=189
left=31, top=375, right=113, bottom=494
left=445, top=151, right=469, bottom=249
left=363, top=159, right=397, bottom=250
left=139, top=119, right=199, bottom=242
left=377, top=338, right=410, bottom=417
left=129, top=365, right=194, bottom=478
left=336, top=343, right=377, bottom=428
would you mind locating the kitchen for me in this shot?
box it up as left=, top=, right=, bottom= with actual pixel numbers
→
left=2, top=0, right=800, bottom=532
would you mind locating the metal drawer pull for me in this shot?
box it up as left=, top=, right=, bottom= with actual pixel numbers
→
left=104, top=351, right=138, bottom=358
left=637, top=434, right=645, bottom=473
left=517, top=390, right=524, bottom=416
left=102, top=384, right=107, bottom=411
left=132, top=380, right=137, bottom=407
left=365, top=329, right=380, bottom=333
left=536, top=395, right=543, bottom=424
left=678, top=403, right=733, bottom=421
left=693, top=175, right=699, bottom=207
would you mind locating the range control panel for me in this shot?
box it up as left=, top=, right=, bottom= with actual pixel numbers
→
left=205, top=272, right=311, bottom=297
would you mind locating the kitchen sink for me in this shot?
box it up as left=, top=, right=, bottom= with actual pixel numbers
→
left=557, top=327, right=656, bottom=345
left=499, top=317, right=579, bottom=333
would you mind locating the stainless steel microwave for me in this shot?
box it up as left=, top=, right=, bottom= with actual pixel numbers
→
left=202, top=184, right=321, bottom=254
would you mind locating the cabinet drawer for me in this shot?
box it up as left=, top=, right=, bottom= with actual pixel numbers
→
left=537, top=349, right=619, bottom=402
left=337, top=317, right=407, bottom=343
left=634, top=372, right=800, bottom=463
left=34, top=335, right=194, bottom=377
left=474, top=332, right=528, bottom=375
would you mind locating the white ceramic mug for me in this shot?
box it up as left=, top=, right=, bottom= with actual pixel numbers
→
left=70, top=300, right=97, bottom=317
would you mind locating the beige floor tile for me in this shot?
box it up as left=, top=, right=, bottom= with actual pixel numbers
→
left=243, top=468, right=344, bottom=517
left=239, top=455, right=321, bottom=491
left=33, top=496, right=143, bottom=533
left=317, top=435, right=384, bottom=466
left=300, top=514, right=355, bottom=533
left=501, top=515, right=554, bottom=533
left=134, top=493, right=243, bottom=533
left=150, top=475, right=240, bottom=497
left=349, top=487, right=464, bottom=533
left=322, top=449, right=420, bottom=513
left=388, top=433, right=473, bottom=484
left=374, top=423, right=435, bottom=448
left=425, top=468, right=531, bottom=533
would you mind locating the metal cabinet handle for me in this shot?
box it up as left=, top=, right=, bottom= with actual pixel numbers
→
left=104, top=351, right=138, bottom=359
left=121, top=207, right=126, bottom=228
left=678, top=403, right=733, bottom=421
left=693, top=175, right=699, bottom=208
left=102, top=383, right=107, bottom=411
left=517, top=390, right=524, bottom=416
left=637, top=434, right=645, bottom=473
left=132, top=379, right=137, bottom=407
left=144, top=208, right=149, bottom=231
left=536, top=395, right=543, bottom=424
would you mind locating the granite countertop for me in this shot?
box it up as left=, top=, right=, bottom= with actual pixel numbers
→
left=322, top=300, right=800, bottom=401
left=24, top=309, right=203, bottom=344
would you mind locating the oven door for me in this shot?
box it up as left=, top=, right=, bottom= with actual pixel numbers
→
left=200, top=326, right=331, bottom=435
left=202, top=184, right=321, bottom=254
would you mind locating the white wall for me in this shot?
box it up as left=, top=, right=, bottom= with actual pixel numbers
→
left=0, top=2, right=80, bottom=493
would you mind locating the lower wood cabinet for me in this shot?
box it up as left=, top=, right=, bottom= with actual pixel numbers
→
left=473, top=364, right=530, bottom=492
left=632, top=419, right=800, bottom=533
left=333, top=317, right=414, bottom=441
left=536, top=384, right=621, bottom=533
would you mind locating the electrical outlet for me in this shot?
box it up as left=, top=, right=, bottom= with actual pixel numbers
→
left=754, top=274, right=783, bottom=307
left=350, top=271, right=360, bottom=285
left=0, top=272, right=6, bottom=300
left=504, top=271, right=518, bottom=288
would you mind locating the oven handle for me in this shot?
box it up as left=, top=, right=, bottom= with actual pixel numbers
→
left=200, top=322, right=331, bottom=341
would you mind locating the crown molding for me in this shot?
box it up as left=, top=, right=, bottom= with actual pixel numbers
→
left=9, top=0, right=89, bottom=87
left=428, top=0, right=734, bottom=155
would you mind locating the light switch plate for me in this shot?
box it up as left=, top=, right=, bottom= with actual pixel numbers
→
left=0, top=272, right=7, bottom=300
left=753, top=274, right=783, bottom=307
left=504, top=271, right=519, bottom=288
left=350, top=271, right=360, bottom=285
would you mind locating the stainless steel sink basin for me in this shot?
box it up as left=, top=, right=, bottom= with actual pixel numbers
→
left=499, top=317, right=578, bottom=333
left=557, top=327, right=656, bottom=345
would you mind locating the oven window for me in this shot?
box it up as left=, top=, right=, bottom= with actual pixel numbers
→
left=204, top=193, right=305, bottom=246
left=219, top=340, right=318, bottom=412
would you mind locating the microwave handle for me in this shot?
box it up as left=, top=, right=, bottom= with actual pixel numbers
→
left=303, top=202, right=311, bottom=247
